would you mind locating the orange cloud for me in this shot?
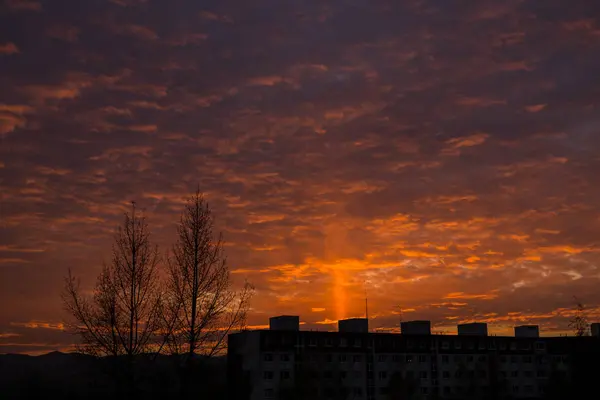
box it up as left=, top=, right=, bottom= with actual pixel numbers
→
left=446, top=133, right=489, bottom=149
left=525, top=104, right=547, bottom=112
left=444, top=291, right=499, bottom=300
left=10, top=321, right=65, bottom=330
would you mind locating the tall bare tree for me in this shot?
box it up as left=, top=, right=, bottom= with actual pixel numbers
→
left=62, top=202, right=162, bottom=394
left=163, top=189, right=253, bottom=358
left=568, top=296, right=589, bottom=337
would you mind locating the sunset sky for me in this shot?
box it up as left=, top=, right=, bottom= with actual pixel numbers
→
left=2, top=0, right=600, bottom=354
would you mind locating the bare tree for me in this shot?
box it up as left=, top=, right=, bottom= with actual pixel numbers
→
left=164, top=189, right=253, bottom=359
left=568, top=296, right=589, bottom=337
left=62, top=202, right=162, bottom=395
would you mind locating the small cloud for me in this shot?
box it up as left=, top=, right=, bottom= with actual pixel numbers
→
left=525, top=104, right=547, bottom=113
left=128, top=124, right=158, bottom=133
left=109, top=0, right=147, bottom=6
left=455, top=97, right=505, bottom=107
left=0, top=258, right=30, bottom=264
left=311, top=308, right=326, bottom=312
left=10, top=321, right=65, bottom=330
left=446, top=133, right=489, bottom=149
left=562, top=270, right=583, bottom=281
left=0, top=42, right=19, bottom=55
left=0, top=332, right=20, bottom=339
left=199, top=10, right=233, bottom=23
left=248, top=76, right=288, bottom=87
left=0, top=245, right=45, bottom=253
left=444, top=291, right=498, bottom=300
left=5, top=0, right=42, bottom=12
left=46, top=25, right=80, bottom=43
left=122, top=25, right=159, bottom=40
left=315, top=319, right=338, bottom=325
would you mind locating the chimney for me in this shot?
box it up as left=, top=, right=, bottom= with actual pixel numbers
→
left=514, top=325, right=539, bottom=338
left=269, top=316, right=300, bottom=331
left=458, top=323, right=488, bottom=336
left=401, top=320, right=431, bottom=335
left=338, top=318, right=369, bottom=333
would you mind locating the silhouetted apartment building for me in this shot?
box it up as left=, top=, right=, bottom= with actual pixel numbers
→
left=228, top=316, right=600, bottom=400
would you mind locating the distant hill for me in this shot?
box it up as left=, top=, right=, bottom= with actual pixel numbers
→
left=0, top=352, right=227, bottom=400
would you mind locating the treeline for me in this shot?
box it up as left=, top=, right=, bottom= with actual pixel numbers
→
left=60, top=189, right=253, bottom=399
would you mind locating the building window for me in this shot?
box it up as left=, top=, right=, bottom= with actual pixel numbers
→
left=264, top=353, right=273, bottom=362
left=353, top=355, right=362, bottom=363
left=524, top=385, right=533, bottom=393
left=419, top=355, right=427, bottom=363
left=524, top=356, right=532, bottom=363
left=500, top=356, right=507, bottom=363
left=280, top=370, right=291, bottom=380
left=420, top=387, right=428, bottom=395
left=454, top=355, right=462, bottom=363
left=339, top=354, right=347, bottom=362
left=419, top=371, right=428, bottom=379
left=524, top=371, right=533, bottom=378
left=510, top=356, right=518, bottom=364
left=407, top=340, right=414, bottom=349
left=535, top=342, right=546, bottom=350
left=419, top=341, right=427, bottom=350
left=264, top=371, right=274, bottom=380
left=510, top=342, right=517, bottom=350
left=324, top=371, right=333, bottom=379
left=281, top=354, right=290, bottom=362
left=308, top=338, right=317, bottom=347
left=537, top=370, right=547, bottom=378
left=442, top=355, right=449, bottom=363
left=341, top=371, right=347, bottom=379
left=326, top=354, right=333, bottom=363
left=454, top=341, right=462, bottom=349
left=406, top=371, right=414, bottom=379
left=444, top=387, right=451, bottom=394
left=265, top=389, right=274, bottom=398
left=511, top=371, right=518, bottom=378
left=467, top=355, right=474, bottom=362
left=500, top=342, right=507, bottom=350
left=354, top=339, right=362, bottom=348
left=500, top=371, right=507, bottom=378
left=442, top=371, right=450, bottom=379
left=406, top=355, right=413, bottom=363
left=512, top=386, right=519, bottom=393
left=392, top=355, right=401, bottom=362
left=442, top=341, right=449, bottom=349
left=340, top=338, right=347, bottom=347
left=378, top=354, right=387, bottom=362
left=478, top=370, right=487, bottom=378
left=379, top=371, right=387, bottom=380
left=353, top=387, right=362, bottom=396
left=467, top=342, right=475, bottom=350
left=478, top=355, right=486, bottom=362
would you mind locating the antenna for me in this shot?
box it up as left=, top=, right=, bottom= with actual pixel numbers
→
left=365, top=286, right=369, bottom=321
left=396, top=305, right=403, bottom=324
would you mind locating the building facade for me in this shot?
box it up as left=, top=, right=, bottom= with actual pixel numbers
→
left=228, top=316, right=600, bottom=400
